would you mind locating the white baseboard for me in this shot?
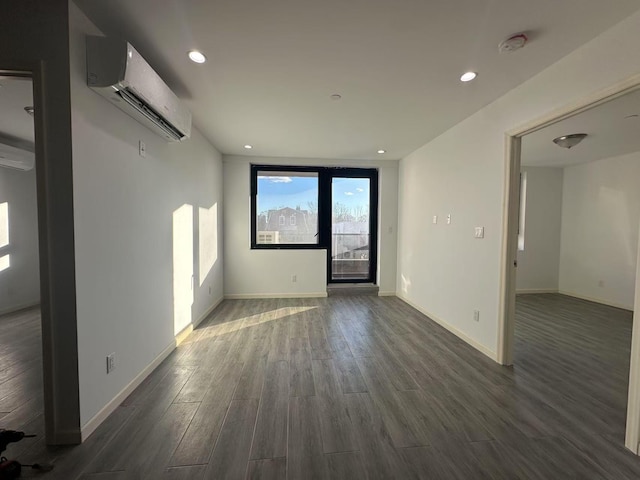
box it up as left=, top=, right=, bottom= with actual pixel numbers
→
left=0, top=301, right=40, bottom=317
left=224, top=292, right=328, bottom=299
left=558, top=290, right=634, bottom=312
left=378, top=291, right=397, bottom=297
left=396, top=294, right=498, bottom=363
left=80, top=340, right=175, bottom=441
left=516, top=289, right=558, bottom=295
left=80, top=296, right=224, bottom=441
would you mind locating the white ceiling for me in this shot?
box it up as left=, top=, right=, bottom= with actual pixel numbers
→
left=521, top=87, right=640, bottom=167
left=76, top=0, right=640, bottom=160
left=0, top=76, right=34, bottom=143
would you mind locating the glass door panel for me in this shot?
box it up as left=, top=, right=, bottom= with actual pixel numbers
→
left=331, top=177, right=371, bottom=281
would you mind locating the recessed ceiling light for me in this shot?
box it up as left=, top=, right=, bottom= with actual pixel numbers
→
left=188, top=50, right=206, bottom=64
left=244, top=144, right=253, bottom=149
left=377, top=149, right=386, bottom=154
left=460, top=72, right=477, bottom=82
left=330, top=94, right=342, bottom=100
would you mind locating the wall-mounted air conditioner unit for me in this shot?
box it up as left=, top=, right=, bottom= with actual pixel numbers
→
left=0, top=141, right=34, bottom=171
left=86, top=36, right=192, bottom=142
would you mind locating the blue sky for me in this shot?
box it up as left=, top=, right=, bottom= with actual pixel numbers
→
left=257, top=175, right=370, bottom=213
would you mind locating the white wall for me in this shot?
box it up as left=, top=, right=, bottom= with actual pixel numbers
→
left=397, top=10, right=640, bottom=357
left=559, top=152, right=640, bottom=310
left=0, top=167, right=40, bottom=313
left=70, top=3, right=224, bottom=428
left=516, top=167, right=564, bottom=293
left=223, top=156, right=398, bottom=297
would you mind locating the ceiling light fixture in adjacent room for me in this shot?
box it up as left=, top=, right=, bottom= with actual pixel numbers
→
left=188, top=50, right=206, bottom=64
left=460, top=72, right=477, bottom=82
left=552, top=133, right=587, bottom=149
left=377, top=149, right=386, bottom=154
left=244, top=144, right=253, bottom=149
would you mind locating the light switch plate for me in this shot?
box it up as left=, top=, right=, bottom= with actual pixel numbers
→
left=432, top=215, right=438, bottom=224
left=474, top=227, right=485, bottom=238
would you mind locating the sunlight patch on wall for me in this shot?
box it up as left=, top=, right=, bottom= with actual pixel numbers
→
left=0, top=254, right=9, bottom=272
left=0, top=202, right=8, bottom=248
left=199, top=203, right=218, bottom=286
left=173, top=204, right=194, bottom=336
left=400, top=274, right=412, bottom=295
left=0, top=203, right=9, bottom=273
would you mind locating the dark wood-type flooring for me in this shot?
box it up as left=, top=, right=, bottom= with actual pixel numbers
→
left=1, top=294, right=640, bottom=479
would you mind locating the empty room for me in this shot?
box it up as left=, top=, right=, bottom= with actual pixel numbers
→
left=514, top=87, right=640, bottom=469
left=2, top=1, right=640, bottom=479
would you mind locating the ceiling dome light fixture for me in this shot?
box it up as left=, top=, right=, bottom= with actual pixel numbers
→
left=460, top=72, right=477, bottom=82
left=552, top=133, right=587, bottom=149
left=188, top=50, right=206, bottom=64
left=330, top=94, right=342, bottom=100
left=244, top=144, right=253, bottom=149
left=377, top=149, right=386, bottom=154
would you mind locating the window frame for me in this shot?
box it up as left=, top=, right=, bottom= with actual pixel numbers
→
left=251, top=164, right=379, bottom=283
left=251, top=165, right=326, bottom=250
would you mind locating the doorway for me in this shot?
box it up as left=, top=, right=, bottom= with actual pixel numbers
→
left=328, top=169, right=378, bottom=283
left=0, top=74, right=44, bottom=443
left=0, top=65, right=81, bottom=445
left=499, top=76, right=640, bottom=454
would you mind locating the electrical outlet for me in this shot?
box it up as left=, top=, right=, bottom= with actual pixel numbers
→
left=291, top=274, right=297, bottom=283
left=473, top=310, right=480, bottom=322
left=106, top=353, right=116, bottom=374
left=447, top=214, right=452, bottom=225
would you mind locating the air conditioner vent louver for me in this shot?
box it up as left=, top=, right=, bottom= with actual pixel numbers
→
left=118, top=88, right=183, bottom=141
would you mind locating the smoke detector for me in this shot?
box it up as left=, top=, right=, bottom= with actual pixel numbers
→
left=499, top=33, right=528, bottom=54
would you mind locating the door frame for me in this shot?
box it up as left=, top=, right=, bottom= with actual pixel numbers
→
left=497, top=72, right=640, bottom=454
left=0, top=64, right=81, bottom=444
left=326, top=168, right=379, bottom=284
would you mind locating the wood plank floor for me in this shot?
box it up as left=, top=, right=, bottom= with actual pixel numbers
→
left=2, top=294, right=640, bottom=479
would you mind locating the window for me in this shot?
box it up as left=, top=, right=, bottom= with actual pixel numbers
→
left=518, top=172, right=527, bottom=251
left=252, top=167, right=319, bottom=247
left=251, top=163, right=379, bottom=285
left=0, top=202, right=9, bottom=272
